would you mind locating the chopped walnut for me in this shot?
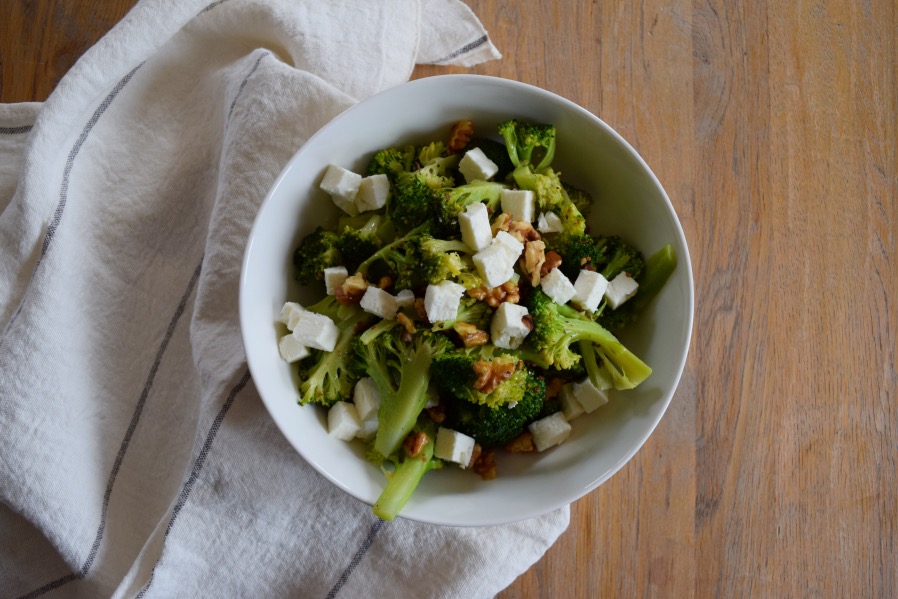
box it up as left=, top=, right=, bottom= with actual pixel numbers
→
left=472, top=357, right=517, bottom=394
left=467, top=443, right=482, bottom=469
left=377, top=275, right=393, bottom=291
left=466, top=280, right=519, bottom=308
left=507, top=220, right=541, bottom=243
left=403, top=431, right=429, bottom=458
left=540, top=250, right=562, bottom=276
left=452, top=321, right=489, bottom=347
left=396, top=312, right=416, bottom=335
left=491, top=212, right=512, bottom=236
left=414, top=298, right=428, bottom=322
left=505, top=431, right=536, bottom=453
left=545, top=377, right=567, bottom=399
left=471, top=446, right=497, bottom=480
left=425, top=403, right=446, bottom=424
left=447, top=120, right=474, bottom=153
left=521, top=240, right=547, bottom=286
left=335, top=273, right=368, bottom=305
left=521, top=314, right=533, bottom=331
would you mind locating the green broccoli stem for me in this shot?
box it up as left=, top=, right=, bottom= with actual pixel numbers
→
left=630, top=244, right=677, bottom=313
left=578, top=340, right=612, bottom=390
left=372, top=345, right=434, bottom=458
left=372, top=440, right=441, bottom=521
left=559, top=305, right=652, bottom=389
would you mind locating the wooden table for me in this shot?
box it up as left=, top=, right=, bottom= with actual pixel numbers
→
left=4, top=1, right=896, bottom=596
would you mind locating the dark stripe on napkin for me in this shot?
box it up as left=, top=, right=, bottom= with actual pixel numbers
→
left=0, top=125, right=33, bottom=134
left=325, top=519, right=385, bottom=599
left=135, top=369, right=252, bottom=598
left=432, top=34, right=488, bottom=64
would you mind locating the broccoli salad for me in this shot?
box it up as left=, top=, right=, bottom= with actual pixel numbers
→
left=278, top=119, right=676, bottom=520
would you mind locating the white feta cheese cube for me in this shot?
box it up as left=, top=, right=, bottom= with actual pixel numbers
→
left=394, top=289, right=416, bottom=308
left=323, top=266, right=349, bottom=296
left=423, top=280, right=466, bottom=322
left=278, top=334, right=310, bottom=363
left=355, top=173, right=390, bottom=212
left=492, top=230, right=524, bottom=260
left=458, top=147, right=499, bottom=183
left=434, top=427, right=477, bottom=468
left=353, top=377, right=381, bottom=422
left=472, top=244, right=515, bottom=288
left=501, top=189, right=536, bottom=222
left=279, top=301, right=306, bottom=330
left=319, top=164, right=361, bottom=215
left=571, top=378, right=609, bottom=413
left=559, top=383, right=585, bottom=421
left=571, top=270, right=610, bottom=312
left=357, top=418, right=379, bottom=440
left=605, top=272, right=639, bottom=309
left=458, top=202, right=492, bottom=251
left=490, top=302, right=532, bottom=350
left=540, top=268, right=577, bottom=305
left=528, top=412, right=572, bottom=452
left=360, top=286, right=398, bottom=320
left=327, top=401, right=361, bottom=441
left=537, top=211, right=564, bottom=234
left=292, top=311, right=339, bottom=352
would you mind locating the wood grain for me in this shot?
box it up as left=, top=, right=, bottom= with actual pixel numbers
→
left=3, top=1, right=896, bottom=597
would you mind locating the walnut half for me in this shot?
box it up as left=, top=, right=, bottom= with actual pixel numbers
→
left=472, top=357, right=517, bottom=395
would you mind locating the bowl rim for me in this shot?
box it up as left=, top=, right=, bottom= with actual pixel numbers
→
left=239, top=73, right=694, bottom=525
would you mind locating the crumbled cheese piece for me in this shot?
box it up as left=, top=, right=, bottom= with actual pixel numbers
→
left=605, top=272, right=639, bottom=309
left=500, top=189, right=536, bottom=222
left=570, top=378, right=609, bottom=413
left=490, top=302, right=531, bottom=350
left=528, top=412, right=572, bottom=452
left=279, top=301, right=306, bottom=330
left=458, top=202, right=492, bottom=251
left=458, top=147, right=499, bottom=183
left=360, top=286, right=398, bottom=320
left=357, top=418, right=379, bottom=440
left=540, top=268, right=577, bottom=305
left=434, top=427, right=476, bottom=467
left=323, top=266, right=349, bottom=296
left=394, top=289, right=416, bottom=308
left=571, top=270, right=610, bottom=312
left=327, top=401, right=361, bottom=441
left=319, top=164, right=361, bottom=215
left=353, top=377, right=381, bottom=422
left=492, top=230, right=524, bottom=260
left=472, top=244, right=515, bottom=288
left=356, top=173, right=390, bottom=212
left=291, top=312, right=339, bottom=351
left=278, top=334, right=310, bottom=363
left=424, top=280, right=466, bottom=322
left=559, top=383, right=585, bottom=421
left=537, top=211, right=564, bottom=234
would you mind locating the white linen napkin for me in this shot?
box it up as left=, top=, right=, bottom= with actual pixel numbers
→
left=0, top=1, right=570, bottom=597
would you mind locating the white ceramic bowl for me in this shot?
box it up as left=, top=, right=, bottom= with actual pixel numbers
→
left=240, top=75, right=693, bottom=526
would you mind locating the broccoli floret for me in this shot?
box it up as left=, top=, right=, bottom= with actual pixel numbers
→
left=296, top=298, right=372, bottom=406
left=357, top=227, right=475, bottom=290
left=355, top=328, right=455, bottom=460
left=389, top=172, right=440, bottom=228
left=431, top=296, right=492, bottom=332
left=512, top=165, right=586, bottom=236
left=562, top=182, right=593, bottom=218
left=596, top=244, right=677, bottom=331
left=442, top=367, right=546, bottom=448
left=497, top=119, right=556, bottom=173
left=431, top=349, right=528, bottom=408
left=372, top=416, right=443, bottom=521
left=555, top=234, right=645, bottom=282
left=336, top=214, right=390, bottom=273
left=366, top=145, right=416, bottom=180
left=523, top=288, right=652, bottom=390
left=432, top=180, right=507, bottom=236
left=293, top=227, right=342, bottom=285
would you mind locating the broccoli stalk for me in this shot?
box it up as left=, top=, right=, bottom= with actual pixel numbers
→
left=372, top=417, right=443, bottom=521
left=356, top=329, right=454, bottom=459
left=432, top=180, right=507, bottom=235
left=524, top=288, right=652, bottom=389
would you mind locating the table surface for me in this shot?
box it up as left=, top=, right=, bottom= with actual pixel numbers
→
left=3, top=1, right=896, bottom=596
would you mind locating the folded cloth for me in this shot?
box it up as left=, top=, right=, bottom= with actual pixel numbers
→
left=0, top=1, right=569, bottom=597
